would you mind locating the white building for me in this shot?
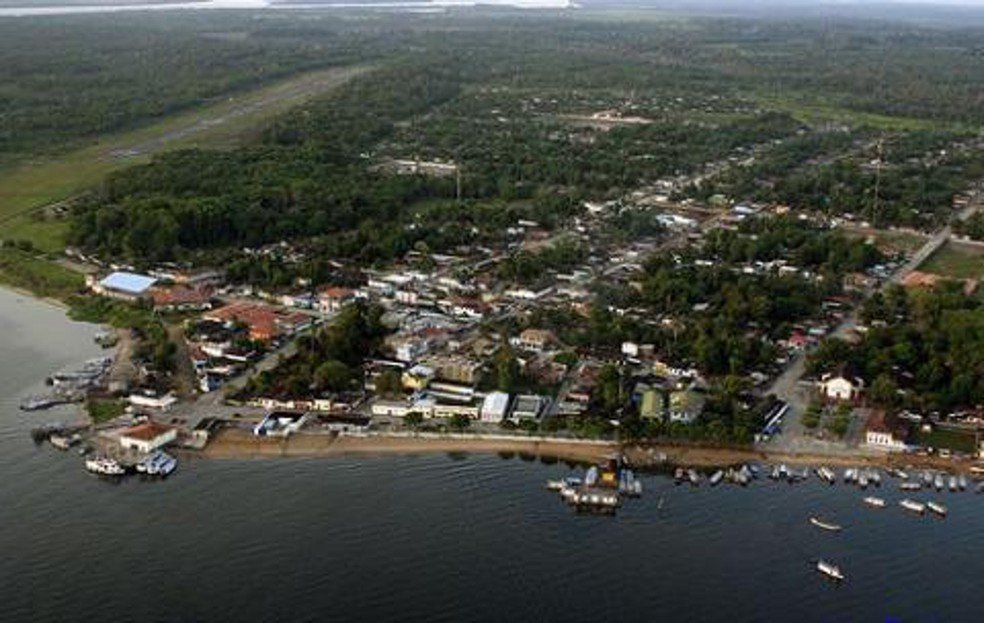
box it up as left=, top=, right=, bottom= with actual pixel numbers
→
left=480, top=391, right=511, bottom=423
left=118, top=421, right=177, bottom=454
left=864, top=411, right=907, bottom=451
left=819, top=374, right=864, bottom=402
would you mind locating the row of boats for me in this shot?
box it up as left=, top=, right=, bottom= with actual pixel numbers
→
left=670, top=462, right=984, bottom=494
left=84, top=451, right=178, bottom=478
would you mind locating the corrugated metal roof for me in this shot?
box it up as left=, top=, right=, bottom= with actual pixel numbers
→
left=100, top=271, right=157, bottom=295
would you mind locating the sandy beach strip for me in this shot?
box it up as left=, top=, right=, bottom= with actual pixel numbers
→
left=199, top=428, right=981, bottom=473
left=202, top=428, right=618, bottom=463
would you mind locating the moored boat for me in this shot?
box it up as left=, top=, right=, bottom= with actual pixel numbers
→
left=809, top=517, right=843, bottom=532
left=816, top=560, right=845, bottom=581
left=863, top=496, right=886, bottom=508
left=927, top=501, right=947, bottom=517
left=934, top=474, right=944, bottom=491
left=948, top=476, right=958, bottom=492
left=900, top=482, right=921, bottom=491
left=957, top=475, right=967, bottom=491
left=84, top=456, right=125, bottom=476
left=709, top=470, right=724, bottom=486
left=900, top=498, right=926, bottom=514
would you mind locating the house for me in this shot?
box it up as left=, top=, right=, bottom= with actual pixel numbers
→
left=204, top=302, right=309, bottom=343
left=89, top=271, right=157, bottom=301
left=372, top=399, right=413, bottom=418
left=253, top=411, right=307, bottom=437
left=118, top=420, right=177, bottom=454
left=511, top=394, right=547, bottom=422
left=819, top=373, right=864, bottom=403
left=668, top=389, right=705, bottom=424
left=426, top=355, right=483, bottom=385
left=128, top=391, right=178, bottom=411
left=864, top=410, right=908, bottom=451
left=639, top=388, right=663, bottom=420
left=480, top=391, right=511, bottom=423
left=393, top=338, right=430, bottom=363
left=151, top=285, right=212, bottom=312
left=317, top=287, right=356, bottom=313
left=512, top=329, right=556, bottom=352
left=401, top=364, right=435, bottom=391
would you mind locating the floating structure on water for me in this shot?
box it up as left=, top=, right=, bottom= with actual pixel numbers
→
left=548, top=455, right=641, bottom=514
left=135, top=451, right=178, bottom=477
left=816, top=560, right=845, bottom=582
left=927, top=501, right=948, bottom=517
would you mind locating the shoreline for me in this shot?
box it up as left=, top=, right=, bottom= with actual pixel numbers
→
left=198, top=428, right=982, bottom=473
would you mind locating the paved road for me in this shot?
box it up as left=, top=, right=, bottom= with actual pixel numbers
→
left=760, top=214, right=965, bottom=456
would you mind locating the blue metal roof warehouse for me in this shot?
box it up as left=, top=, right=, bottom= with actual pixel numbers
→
left=99, top=271, right=157, bottom=296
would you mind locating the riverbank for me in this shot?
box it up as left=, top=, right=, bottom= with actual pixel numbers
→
left=200, top=428, right=983, bottom=473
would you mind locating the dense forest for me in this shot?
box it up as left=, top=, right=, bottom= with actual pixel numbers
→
left=58, top=13, right=984, bottom=267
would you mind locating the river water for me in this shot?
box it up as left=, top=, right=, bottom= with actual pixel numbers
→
left=1, top=286, right=981, bottom=622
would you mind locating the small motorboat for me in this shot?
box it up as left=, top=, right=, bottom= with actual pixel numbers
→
left=900, top=499, right=926, bottom=514
left=934, top=474, right=944, bottom=491
left=810, top=517, right=843, bottom=532
left=709, top=470, right=724, bottom=486
left=687, top=469, right=700, bottom=486
left=957, top=475, right=967, bottom=491
left=927, top=501, right=947, bottom=517
left=816, top=560, right=845, bottom=581
left=948, top=476, right=958, bottom=492
left=863, top=496, right=886, bottom=508
left=899, top=482, right=922, bottom=491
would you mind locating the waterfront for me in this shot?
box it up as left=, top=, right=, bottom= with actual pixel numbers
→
left=2, top=287, right=983, bottom=622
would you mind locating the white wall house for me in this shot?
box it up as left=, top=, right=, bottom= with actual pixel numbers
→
left=119, top=421, right=177, bottom=454
left=819, top=374, right=864, bottom=402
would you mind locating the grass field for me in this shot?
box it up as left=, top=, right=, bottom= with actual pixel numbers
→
left=0, top=64, right=369, bottom=252
left=0, top=246, right=84, bottom=300
left=919, top=241, right=984, bottom=280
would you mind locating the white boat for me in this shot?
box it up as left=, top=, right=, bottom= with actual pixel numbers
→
left=863, top=496, right=886, bottom=508
left=546, top=479, right=565, bottom=491
left=138, top=451, right=177, bottom=477
left=957, top=475, right=967, bottom=491
left=85, top=457, right=125, bottom=476
left=899, top=482, right=921, bottom=491
left=927, top=501, right=947, bottom=517
left=709, top=470, right=724, bottom=486
left=870, top=470, right=881, bottom=487
left=816, top=467, right=835, bottom=484
left=816, top=560, right=845, bottom=581
left=843, top=468, right=855, bottom=483
left=948, top=476, right=958, bottom=492
left=934, top=474, right=944, bottom=491
left=976, top=482, right=984, bottom=494
left=687, top=469, right=700, bottom=486
left=922, top=471, right=934, bottom=487
left=900, top=498, right=926, bottom=514
left=858, top=473, right=869, bottom=489
left=810, top=517, right=843, bottom=532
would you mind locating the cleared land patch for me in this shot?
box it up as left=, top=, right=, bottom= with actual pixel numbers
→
left=919, top=240, right=984, bottom=280
left=0, top=65, right=369, bottom=252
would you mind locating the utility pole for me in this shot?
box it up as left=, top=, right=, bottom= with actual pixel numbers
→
left=455, top=164, right=461, bottom=203
left=872, top=137, right=883, bottom=229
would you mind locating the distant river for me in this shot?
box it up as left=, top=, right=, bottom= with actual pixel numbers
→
left=1, top=285, right=981, bottom=622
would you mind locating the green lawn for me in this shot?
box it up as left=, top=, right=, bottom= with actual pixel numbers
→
left=916, top=428, right=978, bottom=454
left=0, top=247, right=84, bottom=300
left=0, top=65, right=368, bottom=253
left=919, top=241, right=984, bottom=280
left=86, top=398, right=127, bottom=424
